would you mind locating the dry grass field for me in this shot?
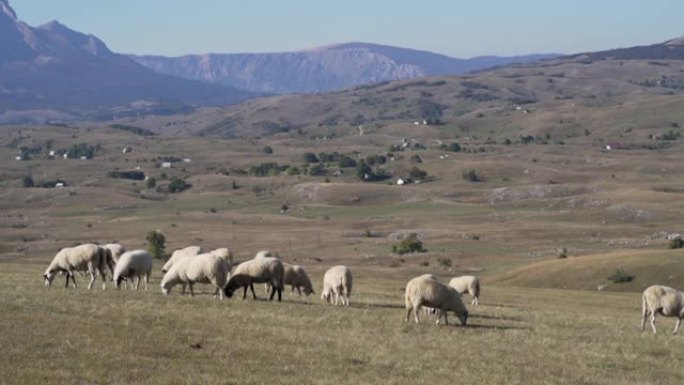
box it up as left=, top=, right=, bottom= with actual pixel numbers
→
left=2, top=122, right=684, bottom=384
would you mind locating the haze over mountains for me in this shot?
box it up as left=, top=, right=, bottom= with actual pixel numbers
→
left=129, top=44, right=557, bottom=94
left=0, top=0, right=252, bottom=124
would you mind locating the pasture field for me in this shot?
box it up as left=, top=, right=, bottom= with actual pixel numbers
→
left=2, top=263, right=683, bottom=385
left=2, top=125, right=684, bottom=384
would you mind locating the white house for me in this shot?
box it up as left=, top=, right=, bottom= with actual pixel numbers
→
left=49, top=150, right=56, bottom=156
left=80, top=156, right=87, bottom=160
left=55, top=183, right=64, bottom=188
left=183, top=158, right=192, bottom=163
left=161, top=162, right=172, bottom=168
left=63, top=153, right=68, bottom=159
left=14, top=156, right=21, bottom=161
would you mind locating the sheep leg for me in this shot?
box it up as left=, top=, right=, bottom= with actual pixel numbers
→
left=404, top=306, right=412, bottom=322
left=249, top=283, right=258, bottom=299
left=188, top=282, right=194, bottom=296
left=181, top=283, right=187, bottom=295
left=277, top=287, right=282, bottom=302
left=269, top=285, right=276, bottom=301
left=640, top=309, right=649, bottom=332
left=414, top=305, right=421, bottom=324
left=650, top=312, right=658, bottom=334
left=64, top=273, right=70, bottom=288
left=673, top=317, right=682, bottom=335
left=242, top=285, right=248, bottom=299
left=144, top=273, right=149, bottom=291
left=87, top=270, right=96, bottom=290
left=70, top=273, right=77, bottom=288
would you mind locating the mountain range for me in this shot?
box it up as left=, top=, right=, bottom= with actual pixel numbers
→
left=129, top=44, right=557, bottom=94
left=0, top=0, right=253, bottom=124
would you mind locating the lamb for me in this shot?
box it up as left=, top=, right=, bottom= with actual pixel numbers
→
left=641, top=284, right=684, bottom=334
left=321, top=265, right=352, bottom=306
left=267, top=263, right=315, bottom=296
left=161, top=245, right=202, bottom=273
left=448, top=275, right=481, bottom=305
left=405, top=275, right=469, bottom=326
left=42, top=244, right=109, bottom=290
left=112, top=250, right=153, bottom=291
left=160, top=251, right=230, bottom=299
left=223, top=256, right=284, bottom=301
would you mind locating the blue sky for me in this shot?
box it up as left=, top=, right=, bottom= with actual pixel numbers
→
left=11, top=0, right=684, bottom=58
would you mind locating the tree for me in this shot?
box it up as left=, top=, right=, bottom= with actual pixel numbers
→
left=409, top=166, right=428, bottom=181
left=22, top=175, right=34, bottom=187
left=146, top=230, right=166, bottom=259
left=168, top=178, right=191, bottom=193
left=146, top=177, right=157, bottom=189
left=261, top=145, right=273, bottom=154
left=392, top=233, right=426, bottom=255
left=302, top=152, right=319, bottom=163
left=447, top=142, right=462, bottom=152
left=355, top=160, right=372, bottom=181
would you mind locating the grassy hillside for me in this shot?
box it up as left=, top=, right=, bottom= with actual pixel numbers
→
left=2, top=263, right=684, bottom=385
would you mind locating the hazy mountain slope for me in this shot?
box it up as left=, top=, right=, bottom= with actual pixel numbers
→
left=129, top=43, right=558, bottom=94
left=0, top=0, right=255, bottom=124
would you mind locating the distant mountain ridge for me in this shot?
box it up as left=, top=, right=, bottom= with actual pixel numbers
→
left=129, top=43, right=559, bottom=94
left=0, top=0, right=254, bottom=124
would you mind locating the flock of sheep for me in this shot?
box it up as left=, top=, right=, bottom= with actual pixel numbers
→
left=41, top=242, right=684, bottom=333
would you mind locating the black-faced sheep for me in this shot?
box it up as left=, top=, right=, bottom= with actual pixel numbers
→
left=641, top=284, right=684, bottom=334
left=448, top=275, right=481, bottom=306
left=321, top=265, right=352, bottom=306
left=160, top=252, right=230, bottom=299
left=113, top=250, right=153, bottom=290
left=405, top=275, right=468, bottom=326
left=224, top=257, right=284, bottom=301
left=43, top=244, right=109, bottom=290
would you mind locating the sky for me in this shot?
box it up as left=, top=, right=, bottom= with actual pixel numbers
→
left=10, top=0, right=684, bottom=58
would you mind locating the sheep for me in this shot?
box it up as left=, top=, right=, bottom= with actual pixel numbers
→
left=224, top=257, right=284, bottom=301
left=448, top=275, right=481, bottom=306
left=267, top=263, right=315, bottom=297
left=160, top=252, right=230, bottom=299
left=42, top=244, right=109, bottom=290
left=103, top=243, right=126, bottom=276
left=113, top=250, right=153, bottom=291
left=641, top=284, right=684, bottom=335
left=254, top=250, right=279, bottom=259
left=405, top=275, right=469, bottom=326
left=161, top=245, right=202, bottom=273
left=208, top=247, right=234, bottom=265
left=321, top=265, right=352, bottom=306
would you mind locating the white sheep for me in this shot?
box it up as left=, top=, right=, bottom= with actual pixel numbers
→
left=224, top=256, right=284, bottom=301
left=267, top=263, right=315, bottom=296
left=254, top=250, right=280, bottom=259
left=448, top=275, right=481, bottom=305
left=113, top=250, right=153, bottom=291
left=641, top=284, right=684, bottom=334
left=405, top=275, right=469, bottom=326
left=103, top=243, right=126, bottom=276
left=208, top=247, right=234, bottom=265
left=161, top=245, right=202, bottom=273
left=42, top=244, right=109, bottom=290
left=321, top=265, right=352, bottom=306
left=160, top=252, right=230, bottom=299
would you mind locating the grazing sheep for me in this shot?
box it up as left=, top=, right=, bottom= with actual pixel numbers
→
left=641, top=284, right=684, bottom=335
left=448, top=275, right=481, bottom=306
left=321, top=265, right=352, bottom=306
left=113, top=250, right=153, bottom=290
left=160, top=252, right=230, bottom=299
left=161, top=245, right=202, bottom=273
left=405, top=275, right=469, bottom=326
left=254, top=250, right=280, bottom=259
left=224, top=257, right=284, bottom=301
left=43, top=244, right=109, bottom=290
left=267, top=263, right=315, bottom=296
left=103, top=243, right=126, bottom=276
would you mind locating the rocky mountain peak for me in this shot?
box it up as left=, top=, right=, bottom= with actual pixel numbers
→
left=0, top=0, right=17, bottom=20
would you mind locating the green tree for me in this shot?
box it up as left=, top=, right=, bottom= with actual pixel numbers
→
left=409, top=166, right=428, bottom=181
left=22, top=175, right=34, bottom=187
left=168, top=178, right=191, bottom=193
left=146, top=177, right=157, bottom=189
left=302, top=152, right=319, bottom=163
left=146, top=230, right=166, bottom=259
left=393, top=233, right=426, bottom=255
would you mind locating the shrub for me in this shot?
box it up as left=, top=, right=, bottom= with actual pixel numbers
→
left=146, top=177, right=156, bottom=189
left=146, top=230, right=166, bottom=259
left=462, top=169, right=484, bottom=182
left=446, top=142, right=461, bottom=152
left=393, top=233, right=426, bottom=255
left=261, top=145, right=273, bottom=154
left=437, top=257, right=452, bottom=267
left=22, top=175, right=34, bottom=187
left=409, top=166, right=428, bottom=181
left=607, top=269, right=634, bottom=283
left=168, top=178, right=191, bottom=193
left=667, top=238, right=684, bottom=249
left=302, top=152, right=319, bottom=163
